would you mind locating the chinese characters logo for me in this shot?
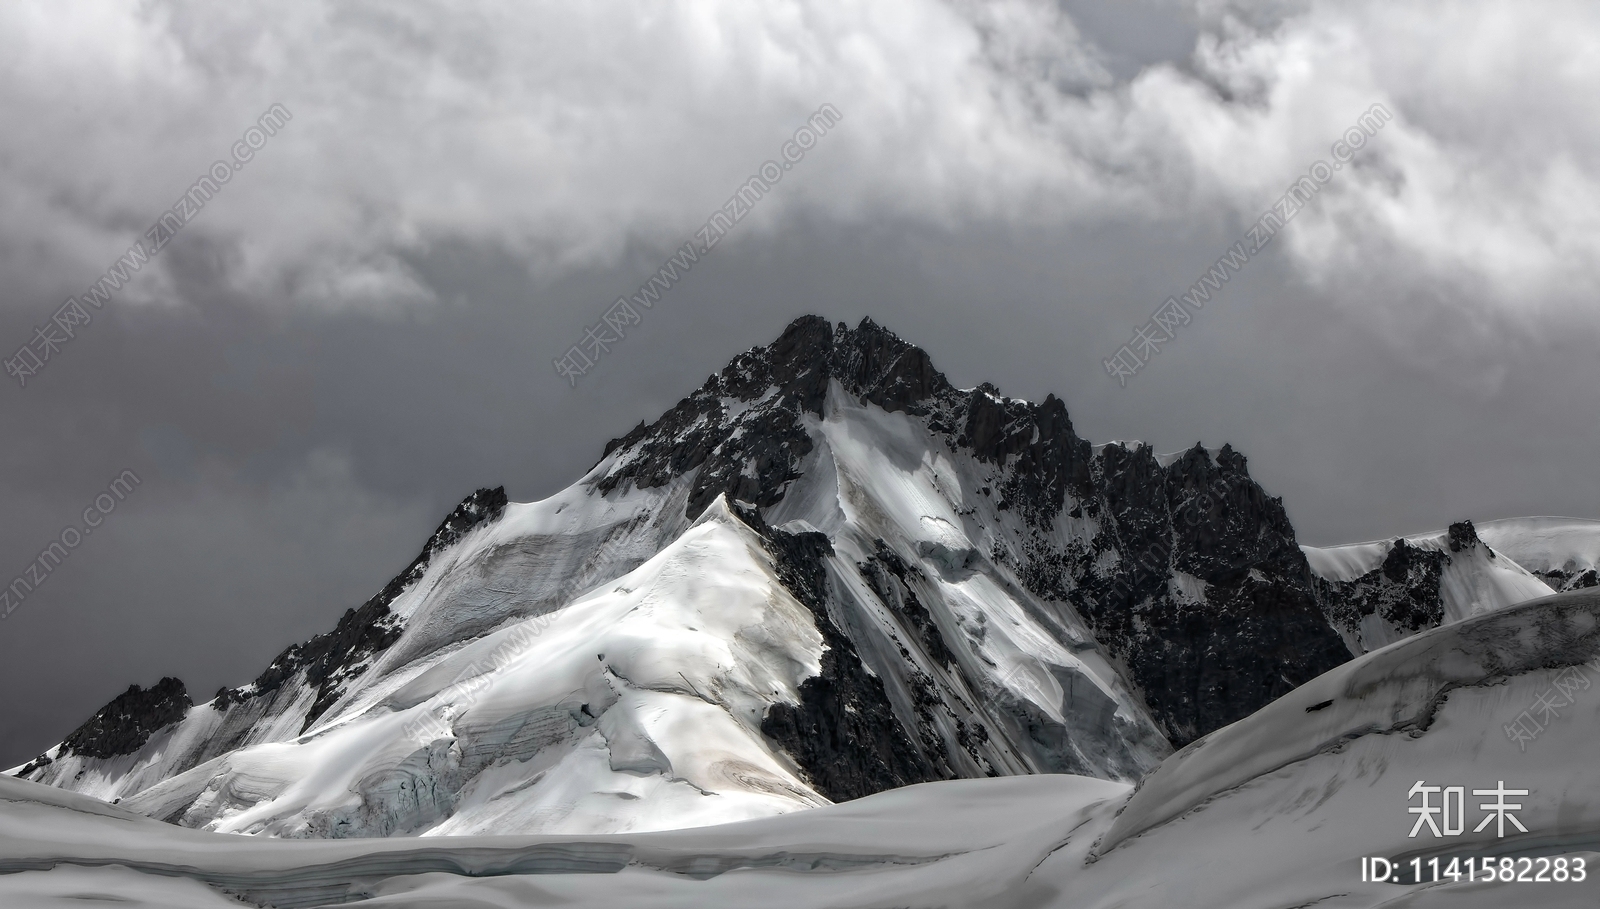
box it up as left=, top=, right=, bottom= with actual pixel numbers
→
left=1408, top=781, right=1529, bottom=838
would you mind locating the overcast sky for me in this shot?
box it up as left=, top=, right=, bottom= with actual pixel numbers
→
left=2, top=0, right=1597, bottom=767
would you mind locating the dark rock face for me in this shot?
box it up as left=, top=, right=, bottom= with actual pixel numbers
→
left=1110, top=571, right=1349, bottom=745
left=958, top=388, right=1097, bottom=529
left=594, top=317, right=834, bottom=519
left=12, top=754, right=51, bottom=777
left=1166, top=445, right=1307, bottom=584
left=252, top=596, right=406, bottom=733
left=365, top=486, right=509, bottom=614
left=596, top=316, right=1353, bottom=748
left=858, top=540, right=959, bottom=670
left=1447, top=519, right=1482, bottom=553
left=221, top=487, right=510, bottom=732
left=831, top=319, right=948, bottom=415
left=596, top=317, right=967, bottom=520
left=1315, top=537, right=1448, bottom=649
left=1059, top=443, right=1350, bottom=745
left=1567, top=570, right=1600, bottom=591
left=60, top=678, right=192, bottom=760
left=741, top=506, right=950, bottom=801
left=1097, top=434, right=1341, bottom=743
left=1533, top=567, right=1600, bottom=592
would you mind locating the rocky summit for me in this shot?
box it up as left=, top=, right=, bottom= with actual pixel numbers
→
left=596, top=316, right=1352, bottom=745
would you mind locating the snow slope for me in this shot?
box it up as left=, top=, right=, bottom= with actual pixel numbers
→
left=117, top=497, right=832, bottom=837
left=5, top=588, right=1598, bottom=908
left=1477, top=516, right=1600, bottom=590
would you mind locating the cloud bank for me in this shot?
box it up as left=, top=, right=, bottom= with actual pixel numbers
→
left=1, top=0, right=1594, bottom=329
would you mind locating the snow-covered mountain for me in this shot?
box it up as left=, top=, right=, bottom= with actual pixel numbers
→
left=6, top=587, right=1597, bottom=908
left=1302, top=516, right=1599, bottom=654
left=6, top=316, right=1576, bottom=840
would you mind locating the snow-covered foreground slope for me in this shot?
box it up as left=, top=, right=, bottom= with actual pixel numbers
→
left=5, top=588, right=1598, bottom=908
left=0, top=771, right=1123, bottom=908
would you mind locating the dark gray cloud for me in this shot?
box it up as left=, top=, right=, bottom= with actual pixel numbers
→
left=3, top=0, right=1598, bottom=766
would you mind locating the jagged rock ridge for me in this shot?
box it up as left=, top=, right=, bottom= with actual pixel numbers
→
left=596, top=316, right=1349, bottom=746
left=743, top=504, right=951, bottom=800
left=12, top=488, right=510, bottom=794
left=64, top=678, right=192, bottom=762
left=231, top=486, right=510, bottom=732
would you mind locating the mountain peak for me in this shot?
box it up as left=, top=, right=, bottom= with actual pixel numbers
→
left=595, top=315, right=964, bottom=518
left=586, top=315, right=1349, bottom=745
left=704, top=315, right=952, bottom=415
left=18, top=314, right=1372, bottom=836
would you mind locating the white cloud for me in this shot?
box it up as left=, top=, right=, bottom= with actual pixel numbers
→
left=0, top=0, right=1594, bottom=325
